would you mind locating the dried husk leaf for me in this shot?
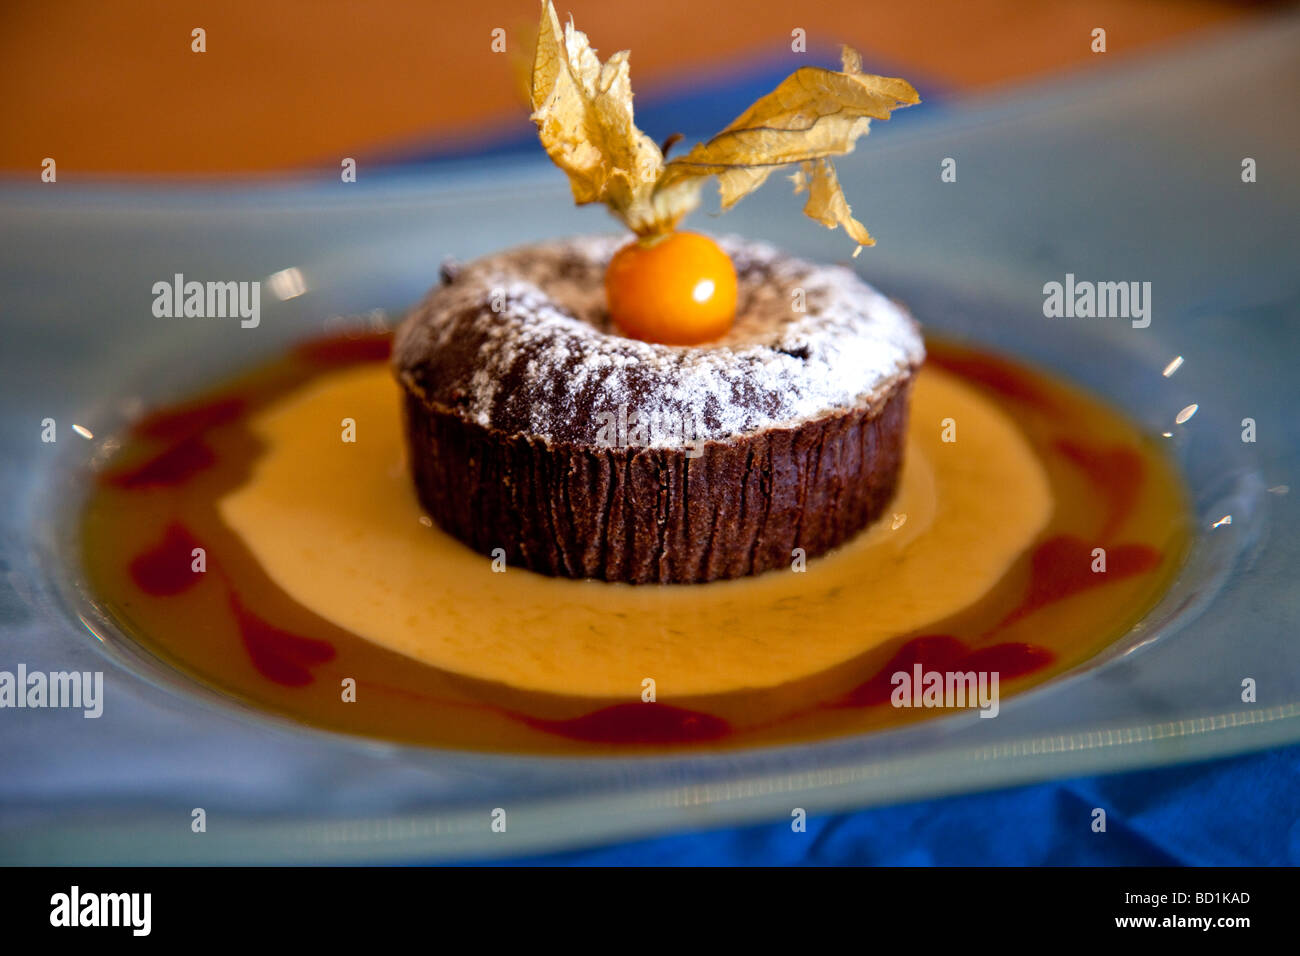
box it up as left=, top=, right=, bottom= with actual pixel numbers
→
left=528, top=1, right=917, bottom=246
left=793, top=158, right=874, bottom=255
left=657, top=46, right=918, bottom=249
left=529, top=1, right=680, bottom=234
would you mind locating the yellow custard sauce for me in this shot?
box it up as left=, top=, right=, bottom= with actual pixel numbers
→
left=81, top=334, right=1190, bottom=754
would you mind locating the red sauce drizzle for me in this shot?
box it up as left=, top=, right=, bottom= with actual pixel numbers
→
left=110, top=337, right=1173, bottom=743
left=230, top=595, right=336, bottom=687
left=960, top=642, right=1056, bottom=678
left=1055, top=439, right=1144, bottom=538
left=105, top=436, right=216, bottom=488
left=133, top=396, right=246, bottom=442
left=525, top=702, right=730, bottom=745
left=925, top=348, right=1057, bottom=410
left=1001, top=534, right=1161, bottom=626
left=838, top=635, right=1053, bottom=708
left=129, top=523, right=206, bottom=596
left=294, top=331, right=392, bottom=365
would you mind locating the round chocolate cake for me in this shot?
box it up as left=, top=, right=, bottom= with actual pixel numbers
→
left=393, top=235, right=924, bottom=584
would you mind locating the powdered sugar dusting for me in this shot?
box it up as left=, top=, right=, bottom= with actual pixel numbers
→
left=394, top=234, right=924, bottom=447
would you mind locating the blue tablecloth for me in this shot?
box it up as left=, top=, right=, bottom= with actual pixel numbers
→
left=480, top=745, right=1300, bottom=865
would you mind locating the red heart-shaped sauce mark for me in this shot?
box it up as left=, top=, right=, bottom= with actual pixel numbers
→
left=129, top=522, right=205, bottom=596
left=839, top=635, right=1054, bottom=707
left=1055, top=440, right=1144, bottom=538
left=105, top=435, right=216, bottom=489
left=1003, top=534, right=1161, bottom=626
left=526, top=702, right=730, bottom=745
left=230, top=595, right=336, bottom=687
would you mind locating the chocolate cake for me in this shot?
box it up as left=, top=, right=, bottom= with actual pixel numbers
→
left=393, top=235, right=924, bottom=584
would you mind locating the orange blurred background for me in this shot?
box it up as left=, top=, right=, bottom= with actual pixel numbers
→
left=0, top=0, right=1269, bottom=177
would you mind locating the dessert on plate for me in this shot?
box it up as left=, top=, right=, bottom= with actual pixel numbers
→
left=75, top=3, right=1190, bottom=753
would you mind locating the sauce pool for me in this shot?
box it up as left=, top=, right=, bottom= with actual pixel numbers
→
left=82, top=332, right=1191, bottom=753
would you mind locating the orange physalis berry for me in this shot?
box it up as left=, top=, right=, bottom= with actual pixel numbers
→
left=605, top=231, right=738, bottom=345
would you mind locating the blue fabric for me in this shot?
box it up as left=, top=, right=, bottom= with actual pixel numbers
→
left=477, top=744, right=1300, bottom=865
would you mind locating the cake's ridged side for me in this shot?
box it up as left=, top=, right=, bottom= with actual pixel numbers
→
left=402, top=382, right=910, bottom=584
